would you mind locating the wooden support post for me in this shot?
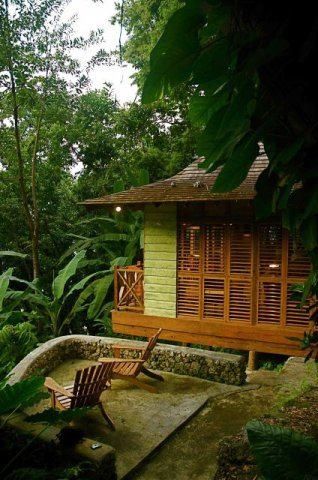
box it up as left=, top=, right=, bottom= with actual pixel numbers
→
left=248, top=350, right=258, bottom=371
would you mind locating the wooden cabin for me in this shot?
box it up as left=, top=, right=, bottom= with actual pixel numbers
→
left=82, top=151, right=311, bottom=358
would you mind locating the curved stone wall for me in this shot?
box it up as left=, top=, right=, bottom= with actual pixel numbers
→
left=10, top=335, right=246, bottom=386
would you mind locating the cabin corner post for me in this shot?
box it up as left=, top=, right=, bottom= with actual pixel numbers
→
left=143, top=204, right=177, bottom=318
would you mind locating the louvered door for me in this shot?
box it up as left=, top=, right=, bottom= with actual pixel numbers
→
left=257, top=224, right=283, bottom=325
left=229, top=224, right=253, bottom=322
left=177, top=224, right=201, bottom=317
left=203, top=225, right=226, bottom=320
left=256, top=226, right=311, bottom=326
left=286, top=234, right=311, bottom=326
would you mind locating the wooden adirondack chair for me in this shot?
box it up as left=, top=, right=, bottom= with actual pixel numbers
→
left=44, top=360, right=118, bottom=430
left=99, top=328, right=164, bottom=394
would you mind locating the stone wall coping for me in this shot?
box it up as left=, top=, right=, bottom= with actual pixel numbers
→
left=9, top=334, right=246, bottom=386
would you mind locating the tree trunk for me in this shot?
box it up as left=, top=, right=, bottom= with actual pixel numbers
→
left=3, top=0, right=41, bottom=279
left=31, top=231, right=40, bottom=279
left=30, top=116, right=43, bottom=279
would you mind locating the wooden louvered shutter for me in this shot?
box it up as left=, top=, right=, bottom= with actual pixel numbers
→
left=203, top=225, right=226, bottom=319
left=175, top=216, right=312, bottom=344
left=229, top=224, right=253, bottom=322
left=257, top=224, right=283, bottom=324
left=177, top=224, right=201, bottom=317
left=286, top=234, right=311, bottom=327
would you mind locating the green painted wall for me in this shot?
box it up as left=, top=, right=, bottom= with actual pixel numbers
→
left=144, top=204, right=177, bottom=318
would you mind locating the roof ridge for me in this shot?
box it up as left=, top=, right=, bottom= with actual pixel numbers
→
left=81, top=153, right=269, bottom=207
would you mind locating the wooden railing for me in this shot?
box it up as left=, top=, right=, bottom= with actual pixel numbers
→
left=114, top=265, right=144, bottom=312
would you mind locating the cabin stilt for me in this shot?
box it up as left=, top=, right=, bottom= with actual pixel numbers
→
left=248, top=351, right=258, bottom=371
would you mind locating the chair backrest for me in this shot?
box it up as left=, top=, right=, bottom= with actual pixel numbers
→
left=141, top=328, right=162, bottom=362
left=71, top=362, right=113, bottom=409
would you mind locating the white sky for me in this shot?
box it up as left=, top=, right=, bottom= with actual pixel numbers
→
left=64, top=0, right=138, bottom=105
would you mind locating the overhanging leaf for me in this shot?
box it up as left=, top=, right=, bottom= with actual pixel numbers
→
left=189, top=78, right=228, bottom=126
left=142, top=1, right=205, bottom=103
left=300, top=217, right=318, bottom=251
left=26, top=406, right=91, bottom=425
left=0, top=377, right=48, bottom=415
left=192, top=38, right=234, bottom=84
left=212, top=133, right=259, bottom=192
left=270, top=138, right=304, bottom=172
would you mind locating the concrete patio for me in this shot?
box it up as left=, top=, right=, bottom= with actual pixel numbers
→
left=9, top=356, right=317, bottom=479
left=26, top=358, right=249, bottom=479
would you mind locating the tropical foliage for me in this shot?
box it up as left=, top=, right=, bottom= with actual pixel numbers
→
left=142, top=0, right=318, bottom=276
left=0, top=376, right=91, bottom=478
left=247, top=420, right=318, bottom=480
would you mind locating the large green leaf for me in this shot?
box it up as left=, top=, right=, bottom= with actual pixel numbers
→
left=192, top=38, right=234, bottom=84
left=302, top=187, right=318, bottom=219
left=87, top=274, right=113, bottom=320
left=0, top=268, right=13, bottom=310
left=188, top=78, right=228, bottom=126
left=65, top=269, right=109, bottom=299
left=270, top=138, right=304, bottom=172
left=247, top=420, right=318, bottom=480
left=22, top=292, right=51, bottom=310
left=0, top=251, right=27, bottom=259
left=212, top=133, right=260, bottom=192
left=197, top=106, right=231, bottom=168
left=110, top=257, right=129, bottom=268
left=52, top=250, right=86, bottom=300
left=255, top=167, right=280, bottom=219
left=197, top=80, right=256, bottom=171
left=26, top=406, right=91, bottom=425
left=142, top=1, right=205, bottom=103
left=0, top=377, right=48, bottom=415
left=300, top=217, right=318, bottom=251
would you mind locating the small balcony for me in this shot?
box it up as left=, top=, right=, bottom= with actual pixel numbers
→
left=114, top=265, right=144, bottom=312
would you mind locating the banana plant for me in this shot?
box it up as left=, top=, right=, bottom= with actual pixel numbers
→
left=23, top=250, right=113, bottom=337
left=63, top=170, right=146, bottom=268
left=0, top=268, right=40, bottom=376
left=61, top=210, right=144, bottom=269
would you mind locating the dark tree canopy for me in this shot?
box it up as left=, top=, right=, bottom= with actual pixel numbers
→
left=142, top=0, right=318, bottom=277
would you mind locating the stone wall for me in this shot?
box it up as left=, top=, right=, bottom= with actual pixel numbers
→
left=10, top=335, right=246, bottom=386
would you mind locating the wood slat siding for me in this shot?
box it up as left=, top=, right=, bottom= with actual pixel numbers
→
left=144, top=204, right=177, bottom=318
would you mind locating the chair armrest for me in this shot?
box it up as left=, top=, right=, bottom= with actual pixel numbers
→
left=99, top=357, right=144, bottom=363
left=44, top=377, right=74, bottom=397
left=112, top=344, right=145, bottom=351
left=112, top=344, right=145, bottom=359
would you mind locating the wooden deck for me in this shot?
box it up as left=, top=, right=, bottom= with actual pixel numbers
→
left=112, top=310, right=306, bottom=356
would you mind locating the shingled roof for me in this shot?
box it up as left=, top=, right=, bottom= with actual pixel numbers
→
left=81, top=151, right=268, bottom=208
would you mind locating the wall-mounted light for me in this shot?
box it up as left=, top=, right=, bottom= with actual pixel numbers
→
left=269, top=263, right=280, bottom=269
left=115, top=206, right=122, bottom=212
